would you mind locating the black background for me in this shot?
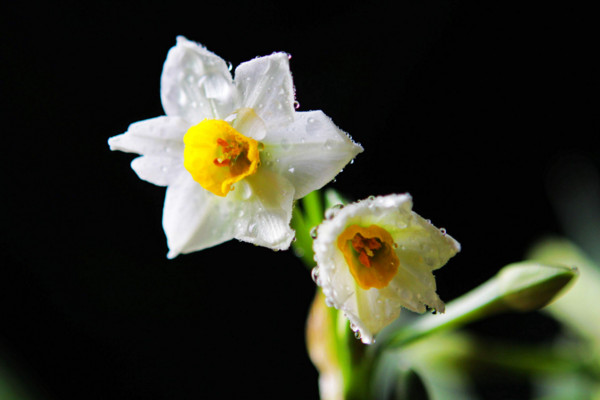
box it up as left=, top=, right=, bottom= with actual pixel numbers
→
left=1, top=1, right=597, bottom=399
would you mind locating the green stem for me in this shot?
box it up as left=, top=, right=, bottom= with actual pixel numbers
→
left=291, top=205, right=315, bottom=267
left=377, top=279, right=503, bottom=352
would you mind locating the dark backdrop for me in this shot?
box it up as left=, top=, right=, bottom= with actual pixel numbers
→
left=1, top=1, right=597, bottom=399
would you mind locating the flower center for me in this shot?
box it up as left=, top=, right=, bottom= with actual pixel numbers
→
left=183, top=119, right=260, bottom=197
left=337, top=224, right=400, bottom=290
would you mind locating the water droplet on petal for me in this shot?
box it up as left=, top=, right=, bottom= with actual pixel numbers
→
left=293, top=100, right=300, bottom=110
left=325, top=204, right=344, bottom=220
left=239, top=184, right=252, bottom=200
left=310, top=226, right=318, bottom=239
left=311, top=267, right=320, bottom=283
left=354, top=330, right=362, bottom=340
left=227, top=61, right=233, bottom=71
left=350, top=323, right=359, bottom=332
left=288, top=167, right=295, bottom=173
left=440, top=228, right=447, bottom=236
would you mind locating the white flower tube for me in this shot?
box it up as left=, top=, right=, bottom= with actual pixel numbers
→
left=312, top=194, right=460, bottom=344
left=109, top=36, right=363, bottom=257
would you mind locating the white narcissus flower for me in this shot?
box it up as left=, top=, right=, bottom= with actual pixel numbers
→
left=312, top=194, right=460, bottom=344
left=109, top=36, right=363, bottom=258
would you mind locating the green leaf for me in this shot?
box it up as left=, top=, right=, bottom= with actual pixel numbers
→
left=376, top=262, right=579, bottom=350
left=528, top=236, right=600, bottom=347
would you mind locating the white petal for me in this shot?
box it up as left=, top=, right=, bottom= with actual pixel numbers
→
left=233, top=169, right=296, bottom=250
left=161, top=36, right=237, bottom=122
left=228, top=107, right=267, bottom=141
left=263, top=111, right=363, bottom=199
left=108, top=116, right=189, bottom=156
left=351, top=287, right=401, bottom=345
left=162, top=172, right=237, bottom=258
left=130, top=155, right=185, bottom=187
left=234, top=52, right=295, bottom=128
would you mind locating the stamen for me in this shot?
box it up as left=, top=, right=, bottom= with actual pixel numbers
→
left=213, top=137, right=246, bottom=167
left=351, top=233, right=383, bottom=268
left=336, top=224, right=400, bottom=289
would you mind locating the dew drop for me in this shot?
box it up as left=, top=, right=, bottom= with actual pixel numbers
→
left=311, top=267, right=320, bottom=283
left=293, top=246, right=304, bottom=258
left=288, top=167, right=295, bottom=174
left=354, top=331, right=362, bottom=340
left=325, top=204, right=344, bottom=220
left=310, top=226, right=318, bottom=239
left=240, top=184, right=252, bottom=200
left=440, top=228, right=447, bottom=236
left=281, top=139, right=291, bottom=150
left=350, top=323, right=359, bottom=332
left=227, top=61, right=233, bottom=71
left=293, top=100, right=300, bottom=110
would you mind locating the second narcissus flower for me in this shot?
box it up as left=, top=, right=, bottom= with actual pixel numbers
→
left=312, top=194, right=460, bottom=344
left=109, top=36, right=362, bottom=258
